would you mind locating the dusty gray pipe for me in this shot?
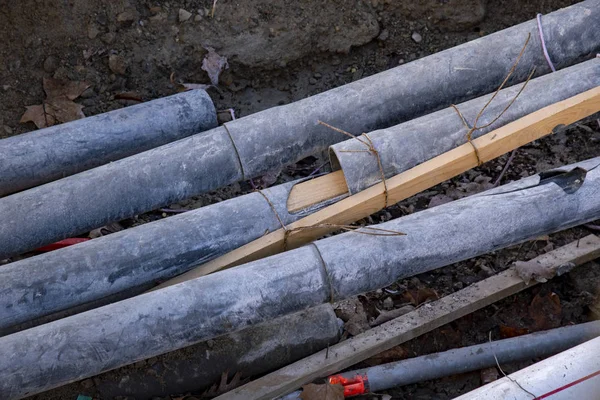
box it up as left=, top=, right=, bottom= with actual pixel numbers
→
left=0, top=90, right=216, bottom=197
left=3, top=157, right=600, bottom=399
left=2, top=62, right=593, bottom=334
left=1, top=1, right=598, bottom=259
left=36, top=304, right=341, bottom=400
left=333, top=321, right=600, bottom=393
left=331, top=59, right=599, bottom=194
left=0, top=179, right=340, bottom=334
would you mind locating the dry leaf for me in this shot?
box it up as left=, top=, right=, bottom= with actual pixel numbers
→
left=20, top=78, right=90, bottom=129
left=515, top=259, right=576, bottom=285
left=43, top=77, right=90, bottom=100
left=180, top=83, right=213, bottom=91
left=20, top=105, right=56, bottom=129
left=402, top=288, right=438, bottom=306
left=300, top=383, right=344, bottom=400
left=202, top=47, right=228, bottom=85
left=529, top=291, right=562, bottom=331
left=499, top=325, right=529, bottom=338
left=202, top=371, right=246, bottom=398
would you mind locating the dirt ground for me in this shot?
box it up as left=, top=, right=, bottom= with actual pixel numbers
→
left=2, top=0, right=599, bottom=399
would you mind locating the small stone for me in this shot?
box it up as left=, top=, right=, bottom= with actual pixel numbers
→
left=331, top=57, right=341, bottom=66
left=377, top=29, right=389, bottom=41
left=179, top=8, right=192, bottom=22
left=206, top=339, right=215, bottom=349
left=3, top=125, right=13, bottom=135
left=411, top=32, right=422, bottom=43
left=101, top=32, right=116, bottom=44
left=313, top=72, right=322, bottom=79
left=383, top=297, right=394, bottom=310
left=108, top=54, right=128, bottom=75
left=43, top=56, right=59, bottom=73
left=194, top=14, right=203, bottom=22
left=80, top=87, right=96, bottom=98
left=80, top=379, right=94, bottom=389
left=117, top=10, right=136, bottom=24
left=88, top=24, right=101, bottom=39
left=308, top=77, right=317, bottom=85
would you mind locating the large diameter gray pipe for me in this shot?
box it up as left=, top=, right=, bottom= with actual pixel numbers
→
left=3, top=157, right=600, bottom=399
left=331, top=59, right=599, bottom=194
left=0, top=179, right=340, bottom=334
left=1, top=1, right=598, bottom=259
left=0, top=90, right=216, bottom=197
left=0, top=61, right=595, bottom=335
left=36, top=304, right=341, bottom=400
left=336, top=321, right=600, bottom=393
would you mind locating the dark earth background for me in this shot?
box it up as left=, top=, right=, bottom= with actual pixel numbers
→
left=1, top=0, right=599, bottom=399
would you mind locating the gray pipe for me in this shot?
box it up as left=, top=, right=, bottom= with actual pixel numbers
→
left=331, top=59, right=599, bottom=194
left=0, top=179, right=339, bottom=334
left=337, top=321, right=600, bottom=393
left=0, top=90, right=217, bottom=197
left=35, top=304, right=341, bottom=400
left=3, top=157, right=600, bottom=399
left=1, top=1, right=598, bottom=259
left=2, top=62, right=593, bottom=335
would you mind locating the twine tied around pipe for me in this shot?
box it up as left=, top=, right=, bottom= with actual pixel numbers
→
left=255, top=189, right=405, bottom=252
left=318, top=120, right=390, bottom=208
left=451, top=33, right=536, bottom=166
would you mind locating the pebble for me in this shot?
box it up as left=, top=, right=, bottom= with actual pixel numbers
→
left=43, top=56, right=59, bottom=73
left=80, top=379, right=94, bottom=389
left=117, top=10, right=136, bottom=24
left=179, top=8, right=192, bottom=23
left=3, top=125, right=13, bottom=135
left=383, top=297, right=394, bottom=310
left=309, top=77, right=317, bottom=85
left=108, top=54, right=128, bottom=75
left=377, top=29, right=389, bottom=41
left=101, top=32, right=116, bottom=44
left=411, top=32, right=423, bottom=43
left=313, top=72, right=322, bottom=79
left=88, top=24, right=100, bottom=40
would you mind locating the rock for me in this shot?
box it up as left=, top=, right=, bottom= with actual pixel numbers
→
left=308, top=77, right=317, bottom=85
left=117, top=10, right=136, bottom=24
left=194, top=14, right=203, bottom=22
left=179, top=8, right=192, bottom=23
left=411, top=32, right=422, bottom=43
left=108, top=54, right=128, bottom=75
left=88, top=24, right=101, bottom=40
left=43, top=56, right=59, bottom=73
left=80, top=379, right=94, bottom=389
left=383, top=297, right=394, bottom=310
left=377, top=29, right=389, bottom=41
left=101, top=32, right=116, bottom=44
left=3, top=125, right=13, bottom=135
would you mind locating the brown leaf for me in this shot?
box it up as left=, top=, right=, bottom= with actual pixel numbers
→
left=43, top=77, right=90, bottom=100
left=19, top=104, right=56, bottom=129
left=529, top=292, right=562, bottom=331
left=300, top=383, right=344, bottom=400
left=45, top=97, right=85, bottom=123
left=499, top=325, right=529, bottom=339
left=20, top=78, right=89, bottom=129
left=202, top=47, right=228, bottom=85
left=402, top=288, right=439, bottom=306
left=202, top=371, right=246, bottom=398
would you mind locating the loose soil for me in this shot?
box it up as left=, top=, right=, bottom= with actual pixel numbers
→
left=1, top=0, right=599, bottom=399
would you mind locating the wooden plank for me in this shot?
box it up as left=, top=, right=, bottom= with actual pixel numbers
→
left=287, top=170, right=347, bottom=213
left=154, top=87, right=600, bottom=290
left=217, top=235, right=600, bottom=400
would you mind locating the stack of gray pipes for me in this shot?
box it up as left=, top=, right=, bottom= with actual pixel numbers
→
left=0, top=2, right=599, bottom=399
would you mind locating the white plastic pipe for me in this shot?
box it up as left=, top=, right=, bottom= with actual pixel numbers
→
left=455, top=336, right=600, bottom=399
